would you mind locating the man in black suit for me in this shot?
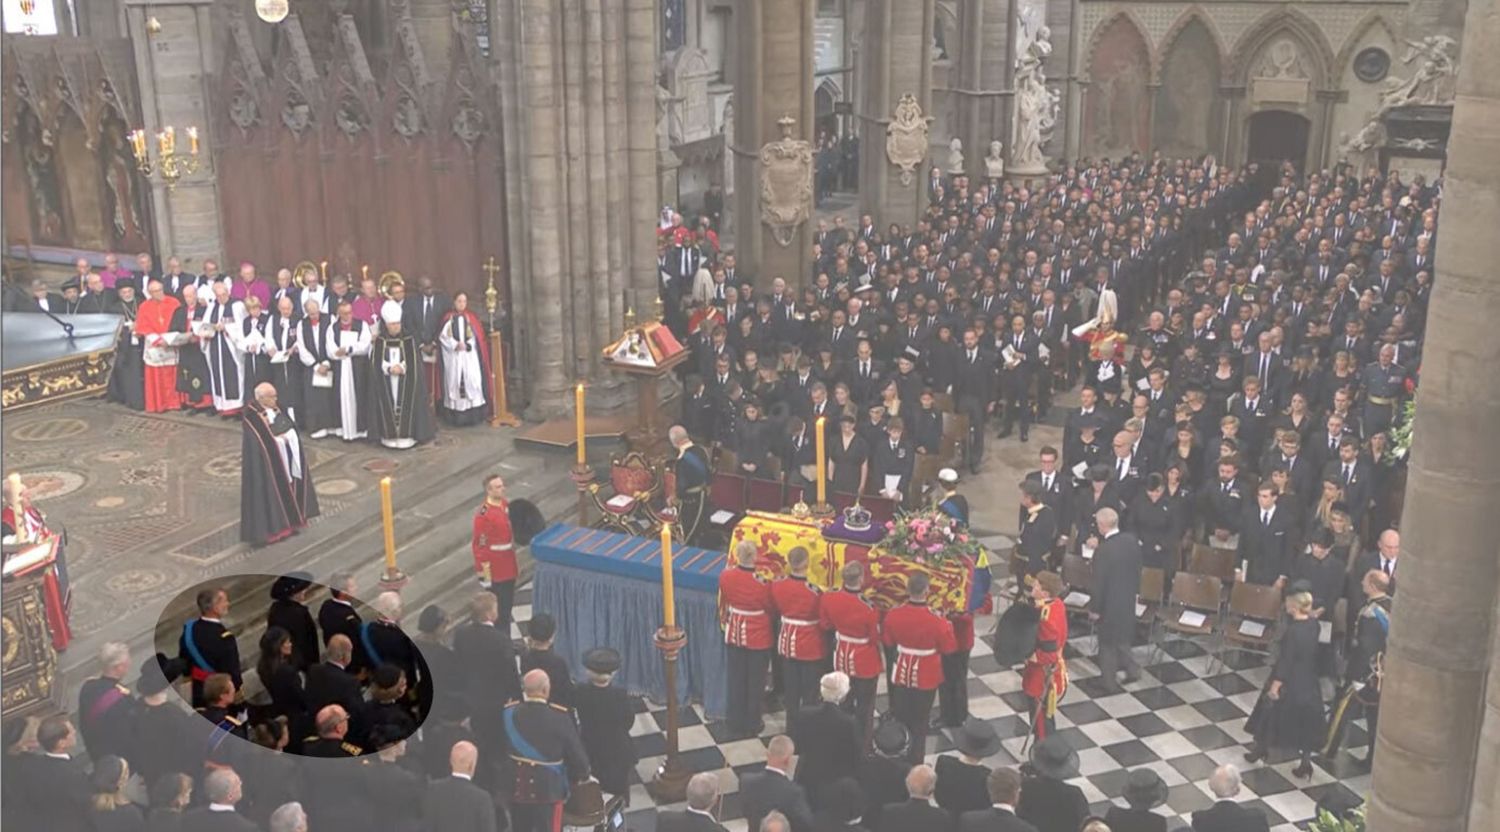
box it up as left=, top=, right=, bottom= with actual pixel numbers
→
left=305, top=635, right=366, bottom=743
left=180, top=769, right=260, bottom=832
left=1089, top=508, right=1143, bottom=693
left=997, top=314, right=1038, bottom=441
left=791, top=672, right=863, bottom=811
left=955, top=329, right=996, bottom=473
left=13, top=716, right=91, bottom=832
left=958, top=767, right=1038, bottom=832
left=1237, top=482, right=1296, bottom=586
left=741, top=735, right=815, bottom=832
left=421, top=740, right=500, bottom=832
left=658, top=772, right=729, bottom=831
left=870, top=417, right=915, bottom=503
left=1190, top=765, right=1270, bottom=832
left=877, top=764, right=953, bottom=832
left=1325, top=437, right=1374, bottom=530
left=453, top=591, right=522, bottom=778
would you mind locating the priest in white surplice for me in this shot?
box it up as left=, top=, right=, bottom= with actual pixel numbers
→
left=436, top=291, right=494, bottom=427
left=298, top=299, right=370, bottom=441
left=200, top=281, right=246, bottom=415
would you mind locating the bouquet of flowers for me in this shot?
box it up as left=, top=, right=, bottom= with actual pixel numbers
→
left=1387, top=400, right=1416, bottom=465
left=881, top=507, right=985, bottom=567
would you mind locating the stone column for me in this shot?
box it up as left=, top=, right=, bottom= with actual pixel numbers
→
left=732, top=0, right=814, bottom=291
left=626, top=0, right=659, bottom=314
left=857, top=0, right=934, bottom=228
left=123, top=0, right=224, bottom=265
left=1366, top=0, right=1500, bottom=827
left=954, top=0, right=1012, bottom=182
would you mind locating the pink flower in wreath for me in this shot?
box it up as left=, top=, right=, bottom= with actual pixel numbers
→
left=958, top=534, right=970, bottom=543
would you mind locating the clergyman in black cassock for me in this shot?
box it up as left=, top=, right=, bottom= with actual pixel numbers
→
left=367, top=301, right=436, bottom=449
left=239, top=386, right=318, bottom=546
left=106, top=283, right=146, bottom=410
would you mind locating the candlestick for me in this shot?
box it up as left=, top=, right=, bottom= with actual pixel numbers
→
left=661, top=524, right=676, bottom=628
left=361, top=264, right=369, bottom=282
left=815, top=416, right=828, bottom=506
left=575, top=382, right=587, bottom=464
left=156, top=131, right=166, bottom=154
left=380, top=477, right=397, bottom=571
left=187, top=126, right=198, bottom=155
left=319, top=261, right=328, bottom=283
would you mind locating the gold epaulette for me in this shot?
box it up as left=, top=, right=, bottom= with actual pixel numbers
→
left=223, top=715, right=243, bottom=726
left=220, top=630, right=235, bottom=638
left=341, top=742, right=363, bottom=756
left=478, top=504, right=489, bottom=516
left=115, top=684, right=130, bottom=695
left=549, top=702, right=569, bottom=713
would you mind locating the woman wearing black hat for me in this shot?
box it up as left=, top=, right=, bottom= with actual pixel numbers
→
left=1017, top=736, right=1088, bottom=832
left=267, top=573, right=319, bottom=672
left=1103, top=769, right=1168, bottom=832
left=1244, top=590, right=1327, bottom=779
left=935, top=718, right=999, bottom=818
left=88, top=755, right=145, bottom=832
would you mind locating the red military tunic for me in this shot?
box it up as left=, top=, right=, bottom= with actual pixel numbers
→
left=1022, top=597, right=1069, bottom=732
left=882, top=601, right=957, bottom=690
left=471, top=499, right=517, bottom=583
left=719, top=565, right=773, bottom=650
left=820, top=588, right=883, bottom=679
left=770, top=576, right=824, bottom=661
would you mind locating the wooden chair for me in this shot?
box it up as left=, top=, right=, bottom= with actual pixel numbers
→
left=1136, top=567, right=1166, bottom=645
left=941, top=410, right=969, bottom=463
left=1156, top=573, right=1224, bottom=661
left=1060, top=553, right=1096, bottom=644
left=1188, top=544, right=1237, bottom=585
left=708, top=471, right=747, bottom=527
left=1215, top=581, right=1284, bottom=673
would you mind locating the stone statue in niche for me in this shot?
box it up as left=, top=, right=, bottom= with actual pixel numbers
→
left=1256, top=39, right=1308, bottom=80
left=946, top=137, right=964, bottom=174
left=985, top=140, right=1005, bottom=178
left=1342, top=35, right=1459, bottom=154
left=1012, top=22, right=1059, bottom=172
left=98, top=116, right=149, bottom=248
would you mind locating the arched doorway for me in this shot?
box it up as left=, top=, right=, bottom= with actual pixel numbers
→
left=815, top=80, right=840, bottom=140
left=1246, top=110, right=1310, bottom=171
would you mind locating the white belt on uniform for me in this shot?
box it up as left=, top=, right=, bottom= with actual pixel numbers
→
left=781, top=617, right=817, bottom=627
left=896, top=646, right=936, bottom=657
left=727, top=606, right=766, bottom=616
left=835, top=633, right=869, bottom=645
left=489, top=543, right=514, bottom=551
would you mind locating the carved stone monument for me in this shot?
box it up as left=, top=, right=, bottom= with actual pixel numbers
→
left=758, top=114, right=813, bottom=247
left=985, top=140, right=1005, bottom=179
left=1342, top=35, right=1460, bottom=164
left=946, top=137, right=965, bottom=175
left=1010, top=21, right=1058, bottom=176
left=885, top=93, right=931, bottom=186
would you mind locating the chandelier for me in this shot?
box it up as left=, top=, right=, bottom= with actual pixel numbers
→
left=129, top=125, right=201, bottom=191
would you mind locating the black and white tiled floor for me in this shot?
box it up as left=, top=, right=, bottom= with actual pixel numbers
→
left=503, top=579, right=1370, bottom=832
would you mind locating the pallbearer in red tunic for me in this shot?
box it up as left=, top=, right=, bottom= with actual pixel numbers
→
left=882, top=572, right=957, bottom=763
left=820, top=561, right=883, bottom=743
left=720, top=540, right=774, bottom=737
left=769, top=546, right=824, bottom=716
left=472, top=474, right=518, bottom=626
left=1022, top=570, right=1069, bottom=741
left=136, top=279, right=186, bottom=412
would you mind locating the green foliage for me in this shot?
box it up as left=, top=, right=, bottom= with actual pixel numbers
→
left=1306, top=804, right=1366, bottom=832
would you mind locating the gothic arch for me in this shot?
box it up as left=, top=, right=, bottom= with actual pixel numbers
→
left=1154, top=7, right=1229, bottom=84
left=1155, top=16, right=1224, bottom=158
left=1335, top=12, right=1400, bottom=71
left=1084, top=11, right=1154, bottom=81
left=1231, top=9, right=1336, bottom=90
left=1083, top=14, right=1153, bottom=158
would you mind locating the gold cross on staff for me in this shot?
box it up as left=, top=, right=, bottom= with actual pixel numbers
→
left=482, top=256, right=502, bottom=283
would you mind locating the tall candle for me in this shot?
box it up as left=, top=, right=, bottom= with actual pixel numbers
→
left=361, top=265, right=369, bottom=282
left=187, top=126, right=199, bottom=155
left=575, top=382, right=586, bottom=464
left=319, top=261, right=328, bottom=283
left=815, top=416, right=827, bottom=505
left=380, top=477, right=397, bottom=571
left=661, top=523, right=676, bottom=628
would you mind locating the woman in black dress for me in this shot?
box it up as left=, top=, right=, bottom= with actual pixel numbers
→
left=828, top=415, right=869, bottom=498
left=256, top=627, right=309, bottom=749
left=1208, top=348, right=1241, bottom=415
left=1128, top=474, right=1177, bottom=576
left=1245, top=590, right=1326, bottom=779
left=266, top=572, right=319, bottom=672
left=88, top=755, right=145, bottom=832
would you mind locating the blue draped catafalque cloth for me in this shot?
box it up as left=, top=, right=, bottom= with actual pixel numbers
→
left=530, top=523, right=729, bottom=719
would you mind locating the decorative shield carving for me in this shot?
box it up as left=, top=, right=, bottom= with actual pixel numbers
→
left=886, top=93, right=930, bottom=186
left=758, top=114, right=812, bottom=247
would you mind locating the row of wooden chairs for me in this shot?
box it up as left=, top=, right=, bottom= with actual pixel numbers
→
left=1052, top=552, right=1285, bottom=676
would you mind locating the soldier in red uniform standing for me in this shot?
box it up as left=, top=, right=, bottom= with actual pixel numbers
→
left=882, top=572, right=957, bottom=763
left=769, top=547, right=824, bottom=717
left=720, top=540, right=774, bottom=737
left=820, top=562, right=883, bottom=745
left=1022, top=570, right=1069, bottom=741
left=472, top=474, right=518, bottom=627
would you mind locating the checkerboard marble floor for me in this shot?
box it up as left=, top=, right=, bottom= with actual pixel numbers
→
left=503, top=580, right=1370, bottom=832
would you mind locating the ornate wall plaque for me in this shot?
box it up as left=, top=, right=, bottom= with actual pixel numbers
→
left=885, top=93, right=930, bottom=186
left=758, top=114, right=812, bottom=247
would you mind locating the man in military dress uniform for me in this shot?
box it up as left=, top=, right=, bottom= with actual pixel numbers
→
left=935, top=468, right=969, bottom=525
left=1017, top=479, right=1058, bottom=578
left=302, top=704, right=374, bottom=830
left=672, top=425, right=713, bottom=545
left=1362, top=343, right=1408, bottom=438
left=1022, top=571, right=1069, bottom=741
left=720, top=540, right=774, bottom=737
left=770, top=547, right=825, bottom=716
left=178, top=587, right=241, bottom=708
left=319, top=571, right=365, bottom=674
left=1325, top=569, right=1392, bottom=768
left=882, top=573, right=958, bottom=763
left=77, top=642, right=139, bottom=762
left=819, top=562, right=883, bottom=744
left=504, top=669, right=591, bottom=832
left=472, top=474, right=519, bottom=627
left=362, top=592, right=427, bottom=718
left=196, top=673, right=249, bottom=771
left=573, top=647, right=637, bottom=799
